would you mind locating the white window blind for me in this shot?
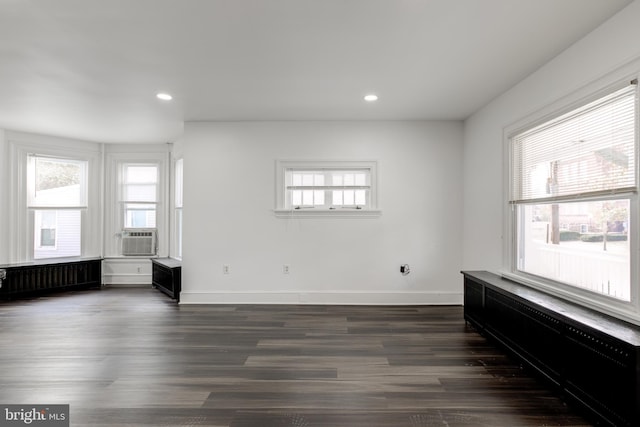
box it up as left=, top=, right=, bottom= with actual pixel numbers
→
left=122, top=164, right=158, bottom=228
left=511, top=82, right=637, bottom=204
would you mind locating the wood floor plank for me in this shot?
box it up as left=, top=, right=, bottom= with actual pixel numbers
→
left=0, top=287, right=594, bottom=426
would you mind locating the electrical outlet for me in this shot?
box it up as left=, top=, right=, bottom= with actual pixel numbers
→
left=400, top=264, right=410, bottom=275
left=223, top=265, right=230, bottom=275
left=283, top=264, right=290, bottom=274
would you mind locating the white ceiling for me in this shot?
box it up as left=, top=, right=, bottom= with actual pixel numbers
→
left=0, top=0, right=633, bottom=144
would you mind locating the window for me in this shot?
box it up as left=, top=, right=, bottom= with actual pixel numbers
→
left=104, top=148, right=167, bottom=258
left=275, top=161, right=379, bottom=217
left=174, top=158, right=183, bottom=259
left=37, top=210, right=57, bottom=248
left=288, top=170, right=369, bottom=209
left=122, top=164, right=158, bottom=229
left=28, top=155, right=87, bottom=259
left=509, top=81, right=637, bottom=303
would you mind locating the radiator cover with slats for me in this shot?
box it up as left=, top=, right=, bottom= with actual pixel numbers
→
left=462, top=270, right=640, bottom=427
left=0, top=258, right=102, bottom=299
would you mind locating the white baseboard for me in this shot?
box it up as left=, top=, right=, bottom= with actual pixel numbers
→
left=179, top=292, right=463, bottom=305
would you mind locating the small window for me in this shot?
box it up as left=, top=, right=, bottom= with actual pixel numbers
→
left=275, top=161, right=379, bottom=217
left=38, top=210, right=57, bottom=247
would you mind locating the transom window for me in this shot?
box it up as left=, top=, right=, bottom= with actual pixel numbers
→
left=509, top=81, right=637, bottom=303
left=275, top=160, right=379, bottom=216
left=287, top=169, right=370, bottom=209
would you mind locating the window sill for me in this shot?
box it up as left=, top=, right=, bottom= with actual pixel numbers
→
left=274, top=209, right=382, bottom=218
left=500, top=270, right=640, bottom=326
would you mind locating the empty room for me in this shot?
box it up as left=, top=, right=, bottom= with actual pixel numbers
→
left=1, top=1, right=640, bottom=426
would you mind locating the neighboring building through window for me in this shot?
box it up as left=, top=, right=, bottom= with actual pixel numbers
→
left=509, top=81, right=637, bottom=302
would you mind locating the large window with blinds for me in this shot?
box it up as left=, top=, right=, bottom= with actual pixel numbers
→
left=509, top=81, right=637, bottom=303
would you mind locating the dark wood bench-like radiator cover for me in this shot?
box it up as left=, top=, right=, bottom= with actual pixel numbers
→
left=0, top=257, right=102, bottom=299
left=462, top=271, right=640, bottom=427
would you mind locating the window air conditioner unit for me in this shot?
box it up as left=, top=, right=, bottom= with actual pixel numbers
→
left=121, top=229, right=157, bottom=256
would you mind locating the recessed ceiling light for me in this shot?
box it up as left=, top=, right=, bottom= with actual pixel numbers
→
left=364, top=94, right=378, bottom=102
left=156, top=93, right=173, bottom=101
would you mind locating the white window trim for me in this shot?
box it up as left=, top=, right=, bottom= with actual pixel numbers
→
left=121, top=163, right=160, bottom=230
left=171, top=157, right=183, bottom=260
left=502, top=72, right=640, bottom=326
left=274, top=160, right=381, bottom=218
left=7, top=133, right=101, bottom=263
left=104, top=147, right=168, bottom=258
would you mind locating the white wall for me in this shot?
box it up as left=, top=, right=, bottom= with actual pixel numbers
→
left=463, top=0, right=640, bottom=272
left=182, top=121, right=463, bottom=304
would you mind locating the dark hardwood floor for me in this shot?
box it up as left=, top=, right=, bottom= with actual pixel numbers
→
left=0, top=287, right=593, bottom=426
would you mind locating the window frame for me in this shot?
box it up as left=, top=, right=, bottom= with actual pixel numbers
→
left=274, top=160, right=381, bottom=218
left=27, top=154, right=89, bottom=259
left=121, top=163, right=159, bottom=230
left=173, top=157, right=183, bottom=259
left=7, top=134, right=101, bottom=263
left=503, top=77, right=640, bottom=324
left=104, top=147, right=168, bottom=258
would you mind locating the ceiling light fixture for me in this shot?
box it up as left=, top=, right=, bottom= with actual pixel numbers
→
left=364, top=94, right=378, bottom=102
left=156, top=93, right=173, bottom=101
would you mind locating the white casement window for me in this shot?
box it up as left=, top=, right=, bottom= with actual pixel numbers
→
left=27, top=155, right=87, bottom=259
left=174, top=158, right=183, bottom=259
left=122, top=163, right=158, bottom=229
left=508, top=80, right=638, bottom=316
left=275, top=161, right=380, bottom=217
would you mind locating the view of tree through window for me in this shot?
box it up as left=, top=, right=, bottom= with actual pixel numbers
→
left=35, top=159, right=81, bottom=191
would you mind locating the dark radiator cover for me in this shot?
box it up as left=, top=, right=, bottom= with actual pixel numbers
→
left=151, top=258, right=181, bottom=302
left=462, top=271, right=640, bottom=427
left=0, top=258, right=102, bottom=299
